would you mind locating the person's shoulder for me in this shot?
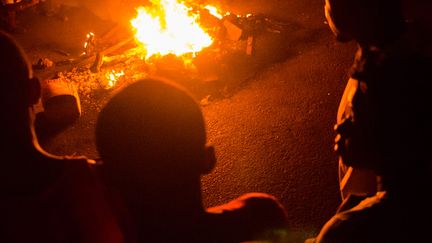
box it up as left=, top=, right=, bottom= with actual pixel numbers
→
left=205, top=192, right=288, bottom=242
left=46, top=155, right=100, bottom=184
left=314, top=193, right=387, bottom=243
left=58, top=155, right=98, bottom=171
left=207, top=192, right=286, bottom=217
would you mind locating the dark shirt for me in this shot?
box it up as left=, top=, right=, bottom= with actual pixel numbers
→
left=312, top=191, right=431, bottom=243
left=0, top=157, right=123, bottom=243
left=111, top=192, right=289, bottom=243
left=201, top=192, right=289, bottom=243
left=310, top=21, right=432, bottom=243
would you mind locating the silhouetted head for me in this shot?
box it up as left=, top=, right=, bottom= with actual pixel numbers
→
left=0, top=30, right=40, bottom=148
left=96, top=78, right=215, bottom=197
left=334, top=55, right=431, bottom=181
left=324, top=0, right=405, bottom=47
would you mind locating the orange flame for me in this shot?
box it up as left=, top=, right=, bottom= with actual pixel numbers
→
left=105, top=70, right=125, bottom=88
left=130, top=0, right=213, bottom=60
left=204, top=5, right=225, bottom=19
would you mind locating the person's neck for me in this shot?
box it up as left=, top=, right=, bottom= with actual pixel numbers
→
left=3, top=109, right=49, bottom=159
left=1, top=129, right=63, bottom=196
left=376, top=171, right=429, bottom=197
left=3, top=134, right=38, bottom=159
left=2, top=128, right=55, bottom=161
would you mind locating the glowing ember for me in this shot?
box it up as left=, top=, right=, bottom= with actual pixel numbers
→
left=83, top=32, right=96, bottom=55
left=204, top=5, right=224, bottom=19
left=105, top=70, right=125, bottom=88
left=130, top=0, right=213, bottom=60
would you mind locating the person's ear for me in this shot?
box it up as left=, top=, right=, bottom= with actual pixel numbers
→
left=200, top=145, right=216, bottom=175
left=28, top=77, right=41, bottom=105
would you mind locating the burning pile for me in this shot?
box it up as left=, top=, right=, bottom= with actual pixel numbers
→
left=38, top=0, right=287, bottom=126
left=69, top=0, right=237, bottom=90
left=130, top=0, right=214, bottom=59
left=55, top=0, right=282, bottom=89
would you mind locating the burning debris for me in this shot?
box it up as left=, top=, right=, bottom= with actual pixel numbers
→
left=131, top=0, right=213, bottom=59
left=34, top=0, right=290, bottom=127
left=104, top=69, right=125, bottom=89
left=82, top=31, right=96, bottom=56
left=34, top=57, right=54, bottom=69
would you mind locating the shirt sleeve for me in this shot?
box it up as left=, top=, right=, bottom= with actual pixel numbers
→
left=206, top=192, right=289, bottom=242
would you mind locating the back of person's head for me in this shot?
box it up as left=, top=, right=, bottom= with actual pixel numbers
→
left=325, top=0, right=405, bottom=46
left=0, top=30, right=40, bottom=147
left=96, top=78, right=215, bottom=193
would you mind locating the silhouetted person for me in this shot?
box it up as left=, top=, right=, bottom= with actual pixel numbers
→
left=0, top=30, right=123, bottom=243
left=325, top=0, right=408, bottom=200
left=306, top=1, right=432, bottom=242
left=96, top=78, right=289, bottom=243
left=326, top=0, right=432, bottom=201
